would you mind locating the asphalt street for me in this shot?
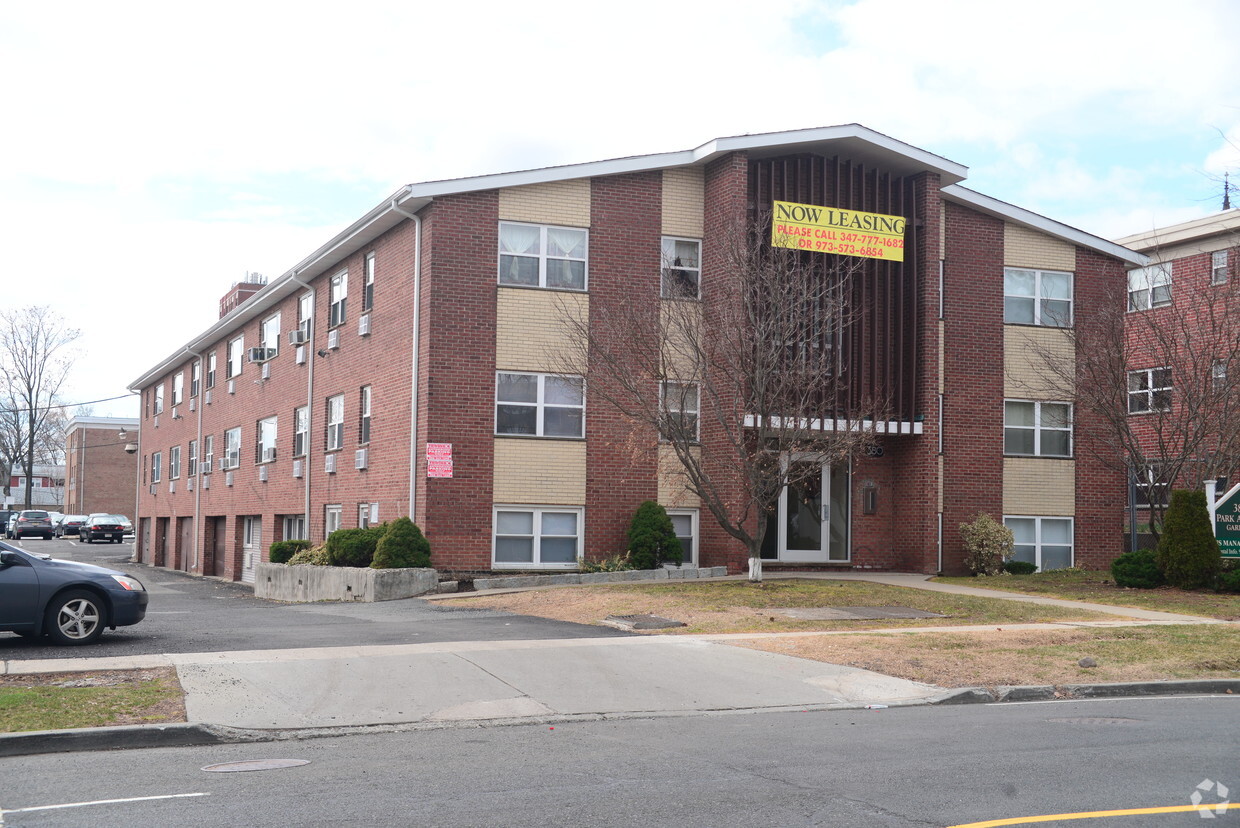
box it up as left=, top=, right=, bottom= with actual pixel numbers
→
left=0, top=537, right=627, bottom=660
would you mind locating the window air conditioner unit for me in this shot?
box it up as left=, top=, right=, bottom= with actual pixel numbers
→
left=262, top=447, right=277, bottom=463
left=202, top=475, right=210, bottom=490
left=219, top=456, right=229, bottom=471
left=205, top=389, right=213, bottom=405
left=292, top=459, right=303, bottom=479
left=325, top=454, right=336, bottom=474
left=228, top=379, right=236, bottom=395
left=358, top=313, right=371, bottom=337
left=261, top=362, right=271, bottom=380
left=288, top=330, right=308, bottom=346
left=259, top=465, right=269, bottom=482
left=169, top=481, right=176, bottom=494
left=189, top=398, right=196, bottom=412
left=171, top=406, right=179, bottom=420
left=225, top=471, right=234, bottom=487
left=327, top=329, right=340, bottom=350
left=149, top=484, right=156, bottom=495
left=201, top=458, right=213, bottom=474
left=355, top=448, right=368, bottom=470
left=296, top=346, right=306, bottom=365
left=187, top=477, right=194, bottom=491
left=248, top=347, right=275, bottom=363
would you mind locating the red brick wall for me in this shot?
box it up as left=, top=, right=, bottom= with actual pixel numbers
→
left=64, top=426, right=138, bottom=517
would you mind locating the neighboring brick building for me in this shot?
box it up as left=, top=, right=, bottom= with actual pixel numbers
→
left=63, top=416, right=139, bottom=517
left=1114, top=210, right=1240, bottom=526
left=129, top=125, right=1143, bottom=582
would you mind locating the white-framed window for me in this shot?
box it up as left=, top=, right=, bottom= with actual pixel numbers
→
left=661, top=236, right=701, bottom=299
left=358, top=503, right=375, bottom=529
left=1003, top=400, right=1072, bottom=457
left=493, top=506, right=582, bottom=568
left=227, top=336, right=244, bottom=378
left=293, top=405, right=308, bottom=457
left=1213, top=359, right=1228, bottom=391
left=1212, top=250, right=1229, bottom=285
left=260, top=313, right=281, bottom=358
left=325, top=504, right=343, bottom=537
left=172, top=373, right=183, bottom=406
left=153, top=383, right=164, bottom=415
left=1003, top=268, right=1073, bottom=327
left=191, top=361, right=201, bottom=397
left=169, top=445, right=181, bottom=480
left=151, top=451, right=162, bottom=483
left=283, top=514, right=307, bottom=541
left=495, top=372, right=585, bottom=438
left=329, top=271, right=347, bottom=328
left=203, top=434, right=214, bottom=472
left=188, top=439, right=197, bottom=476
left=1134, top=463, right=1170, bottom=509
left=206, top=352, right=217, bottom=389
left=666, top=508, right=698, bottom=566
left=1127, top=263, right=1172, bottom=311
left=298, top=292, right=313, bottom=339
left=359, top=386, right=372, bottom=444
left=1128, top=367, right=1172, bottom=413
left=224, top=427, right=241, bottom=469
left=326, top=394, right=345, bottom=451
left=498, top=222, right=588, bottom=290
left=1004, top=516, right=1073, bottom=571
left=363, top=252, right=375, bottom=311
left=660, top=381, right=700, bottom=442
left=256, top=416, right=277, bottom=463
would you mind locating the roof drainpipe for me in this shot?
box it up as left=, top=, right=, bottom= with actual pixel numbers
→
left=390, top=201, right=423, bottom=522
left=186, top=346, right=203, bottom=573
left=289, top=269, right=314, bottom=540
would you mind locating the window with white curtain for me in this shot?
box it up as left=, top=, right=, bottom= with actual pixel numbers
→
left=1005, top=516, right=1073, bottom=571
left=1127, top=263, right=1171, bottom=311
left=498, top=222, right=588, bottom=290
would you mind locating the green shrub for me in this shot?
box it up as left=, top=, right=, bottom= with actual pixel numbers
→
left=627, top=501, right=682, bottom=570
left=287, top=545, right=331, bottom=566
left=578, top=553, right=634, bottom=573
left=325, top=525, right=387, bottom=567
left=371, top=517, right=431, bottom=569
left=1157, top=490, right=1221, bottom=590
left=268, top=539, right=313, bottom=564
left=1110, top=548, right=1164, bottom=589
left=959, top=513, right=1013, bottom=575
left=1217, top=560, right=1240, bottom=593
left=1002, top=559, right=1038, bottom=575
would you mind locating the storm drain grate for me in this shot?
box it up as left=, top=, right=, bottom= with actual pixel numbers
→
left=202, top=759, right=311, bottom=773
left=603, top=614, right=686, bottom=630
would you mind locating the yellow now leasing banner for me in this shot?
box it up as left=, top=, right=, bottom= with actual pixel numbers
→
left=771, top=200, right=906, bottom=262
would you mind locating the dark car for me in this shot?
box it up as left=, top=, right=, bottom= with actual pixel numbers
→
left=11, top=510, right=54, bottom=540
left=56, top=515, right=89, bottom=537
left=0, top=542, right=148, bottom=644
left=80, top=514, right=126, bottom=544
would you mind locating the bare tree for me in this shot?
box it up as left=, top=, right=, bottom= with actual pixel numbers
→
left=558, top=222, right=886, bottom=581
left=0, top=307, right=80, bottom=508
left=1017, top=268, right=1240, bottom=539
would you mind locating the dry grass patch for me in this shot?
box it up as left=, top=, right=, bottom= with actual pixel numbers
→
left=732, top=625, right=1240, bottom=688
left=935, top=570, right=1240, bottom=620
left=443, top=579, right=1111, bottom=634
left=0, top=667, right=186, bottom=733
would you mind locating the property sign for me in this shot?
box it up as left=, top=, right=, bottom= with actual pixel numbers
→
left=771, top=200, right=906, bottom=261
left=426, top=443, right=453, bottom=479
left=1213, top=482, right=1240, bottom=559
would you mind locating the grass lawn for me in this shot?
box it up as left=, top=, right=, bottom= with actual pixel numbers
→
left=934, top=569, right=1240, bottom=620
left=442, top=579, right=1113, bottom=635
left=0, top=668, right=185, bottom=733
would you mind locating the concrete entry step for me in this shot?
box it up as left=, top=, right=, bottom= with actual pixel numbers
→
left=774, top=606, right=945, bottom=621
left=602, top=614, right=687, bottom=630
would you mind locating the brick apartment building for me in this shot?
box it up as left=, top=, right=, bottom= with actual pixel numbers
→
left=63, top=416, right=139, bottom=518
left=1114, top=210, right=1240, bottom=523
left=129, top=125, right=1143, bottom=582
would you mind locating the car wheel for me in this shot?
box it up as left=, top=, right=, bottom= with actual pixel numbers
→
left=84, top=536, right=93, bottom=544
left=45, top=590, right=105, bottom=645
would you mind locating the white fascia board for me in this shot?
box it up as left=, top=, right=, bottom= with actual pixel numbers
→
left=942, top=185, right=1147, bottom=267
left=1114, top=208, right=1240, bottom=251
left=66, top=416, right=140, bottom=433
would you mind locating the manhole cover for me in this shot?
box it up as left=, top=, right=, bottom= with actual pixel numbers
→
left=202, top=759, right=311, bottom=773
left=775, top=606, right=945, bottom=620
left=603, top=614, right=686, bottom=630
left=1046, top=717, right=1143, bottom=726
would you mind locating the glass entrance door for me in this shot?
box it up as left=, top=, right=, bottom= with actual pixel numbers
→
left=761, top=457, right=850, bottom=563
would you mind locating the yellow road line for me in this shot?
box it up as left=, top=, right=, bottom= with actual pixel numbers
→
left=948, top=802, right=1240, bottom=827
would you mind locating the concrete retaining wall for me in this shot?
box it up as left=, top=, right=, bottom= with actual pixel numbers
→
left=254, top=563, right=438, bottom=602
left=474, top=566, right=728, bottom=591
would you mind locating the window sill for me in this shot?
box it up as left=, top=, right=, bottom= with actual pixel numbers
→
left=1003, top=454, right=1074, bottom=460
left=494, top=434, right=586, bottom=442
left=1002, top=322, right=1074, bottom=330
left=491, top=563, right=579, bottom=571
left=497, top=283, right=588, bottom=295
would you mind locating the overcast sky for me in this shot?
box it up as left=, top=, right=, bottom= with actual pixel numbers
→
left=3, top=0, right=1237, bottom=419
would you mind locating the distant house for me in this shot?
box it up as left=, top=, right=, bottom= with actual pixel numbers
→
left=5, top=464, right=65, bottom=510
left=64, top=416, right=139, bottom=518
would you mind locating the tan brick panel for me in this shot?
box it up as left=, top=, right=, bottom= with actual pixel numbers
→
left=658, top=444, right=699, bottom=507
left=661, top=168, right=705, bottom=237
left=1003, top=457, right=1075, bottom=515
left=499, top=180, right=590, bottom=227
left=1004, top=224, right=1076, bottom=271
left=1004, top=326, right=1075, bottom=397
left=493, top=439, right=586, bottom=505
left=496, top=289, right=589, bottom=372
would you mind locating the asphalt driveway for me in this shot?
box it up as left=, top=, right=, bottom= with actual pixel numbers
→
left=0, top=537, right=627, bottom=660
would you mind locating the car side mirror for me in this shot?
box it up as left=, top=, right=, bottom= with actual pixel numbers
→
left=0, top=549, right=16, bottom=567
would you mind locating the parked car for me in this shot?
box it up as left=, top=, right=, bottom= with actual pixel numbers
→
left=117, top=516, right=133, bottom=536
left=0, top=541, right=147, bottom=644
left=80, top=514, right=126, bottom=544
left=56, top=515, right=89, bottom=537
left=11, top=510, right=54, bottom=540
left=3, top=512, right=18, bottom=540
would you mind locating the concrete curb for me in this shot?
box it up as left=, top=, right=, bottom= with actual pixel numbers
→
left=0, top=723, right=242, bottom=758
left=930, top=678, right=1240, bottom=706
